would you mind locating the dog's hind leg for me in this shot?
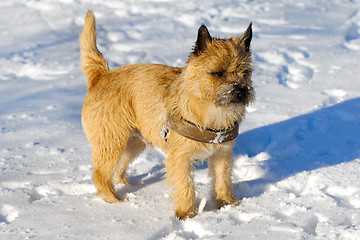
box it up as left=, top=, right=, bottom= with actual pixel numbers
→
left=90, top=128, right=131, bottom=203
left=113, top=133, right=146, bottom=185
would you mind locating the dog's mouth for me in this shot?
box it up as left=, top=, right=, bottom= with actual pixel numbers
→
left=215, top=82, right=255, bottom=107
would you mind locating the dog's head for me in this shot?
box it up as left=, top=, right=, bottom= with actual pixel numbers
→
left=181, top=24, right=254, bottom=124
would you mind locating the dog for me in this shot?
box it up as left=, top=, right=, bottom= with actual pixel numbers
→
left=80, top=10, right=254, bottom=220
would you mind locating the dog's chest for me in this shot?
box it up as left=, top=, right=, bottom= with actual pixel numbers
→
left=191, top=144, right=220, bottom=161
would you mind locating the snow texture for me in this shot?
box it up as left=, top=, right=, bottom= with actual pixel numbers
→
left=1, top=0, right=360, bottom=239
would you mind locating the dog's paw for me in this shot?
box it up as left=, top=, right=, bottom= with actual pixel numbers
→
left=176, top=208, right=198, bottom=220
left=97, top=191, right=128, bottom=203
left=215, top=199, right=242, bottom=209
left=104, top=195, right=129, bottom=203
left=103, top=194, right=122, bottom=203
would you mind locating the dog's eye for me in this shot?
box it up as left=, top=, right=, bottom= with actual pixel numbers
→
left=212, top=71, right=225, bottom=78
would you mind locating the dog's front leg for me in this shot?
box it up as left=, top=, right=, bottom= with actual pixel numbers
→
left=208, top=144, right=241, bottom=209
left=165, top=151, right=197, bottom=220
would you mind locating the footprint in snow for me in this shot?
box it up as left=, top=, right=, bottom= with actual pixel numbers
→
left=256, top=47, right=314, bottom=89
left=344, top=10, right=360, bottom=50
left=323, top=89, right=347, bottom=105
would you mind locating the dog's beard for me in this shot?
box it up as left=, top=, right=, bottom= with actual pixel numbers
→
left=215, top=82, right=255, bottom=108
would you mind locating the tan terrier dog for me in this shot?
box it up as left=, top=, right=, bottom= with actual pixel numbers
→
left=80, top=10, right=254, bottom=220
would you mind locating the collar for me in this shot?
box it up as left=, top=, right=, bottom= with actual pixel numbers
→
left=165, top=114, right=239, bottom=144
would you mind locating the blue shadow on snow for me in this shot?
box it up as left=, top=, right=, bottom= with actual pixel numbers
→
left=233, top=97, right=360, bottom=198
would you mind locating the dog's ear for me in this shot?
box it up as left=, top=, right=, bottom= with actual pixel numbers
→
left=239, top=23, right=252, bottom=52
left=193, top=24, right=212, bottom=55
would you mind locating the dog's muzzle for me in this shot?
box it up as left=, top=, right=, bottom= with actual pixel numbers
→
left=231, top=83, right=254, bottom=104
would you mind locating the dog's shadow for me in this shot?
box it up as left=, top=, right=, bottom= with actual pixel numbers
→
left=232, top=97, right=360, bottom=199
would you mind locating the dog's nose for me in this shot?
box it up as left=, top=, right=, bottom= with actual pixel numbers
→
left=233, top=83, right=249, bottom=102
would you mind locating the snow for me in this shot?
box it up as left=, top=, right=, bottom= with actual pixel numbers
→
left=1, top=0, right=360, bottom=239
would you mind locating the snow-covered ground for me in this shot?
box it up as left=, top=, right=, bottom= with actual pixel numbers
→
left=1, top=0, right=360, bottom=239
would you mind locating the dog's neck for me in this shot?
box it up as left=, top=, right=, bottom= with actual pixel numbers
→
left=164, top=114, right=239, bottom=144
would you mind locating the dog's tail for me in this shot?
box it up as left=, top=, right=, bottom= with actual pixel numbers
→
left=80, top=10, right=109, bottom=89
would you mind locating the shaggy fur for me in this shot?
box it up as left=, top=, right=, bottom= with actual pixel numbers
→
left=80, top=10, right=254, bottom=220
